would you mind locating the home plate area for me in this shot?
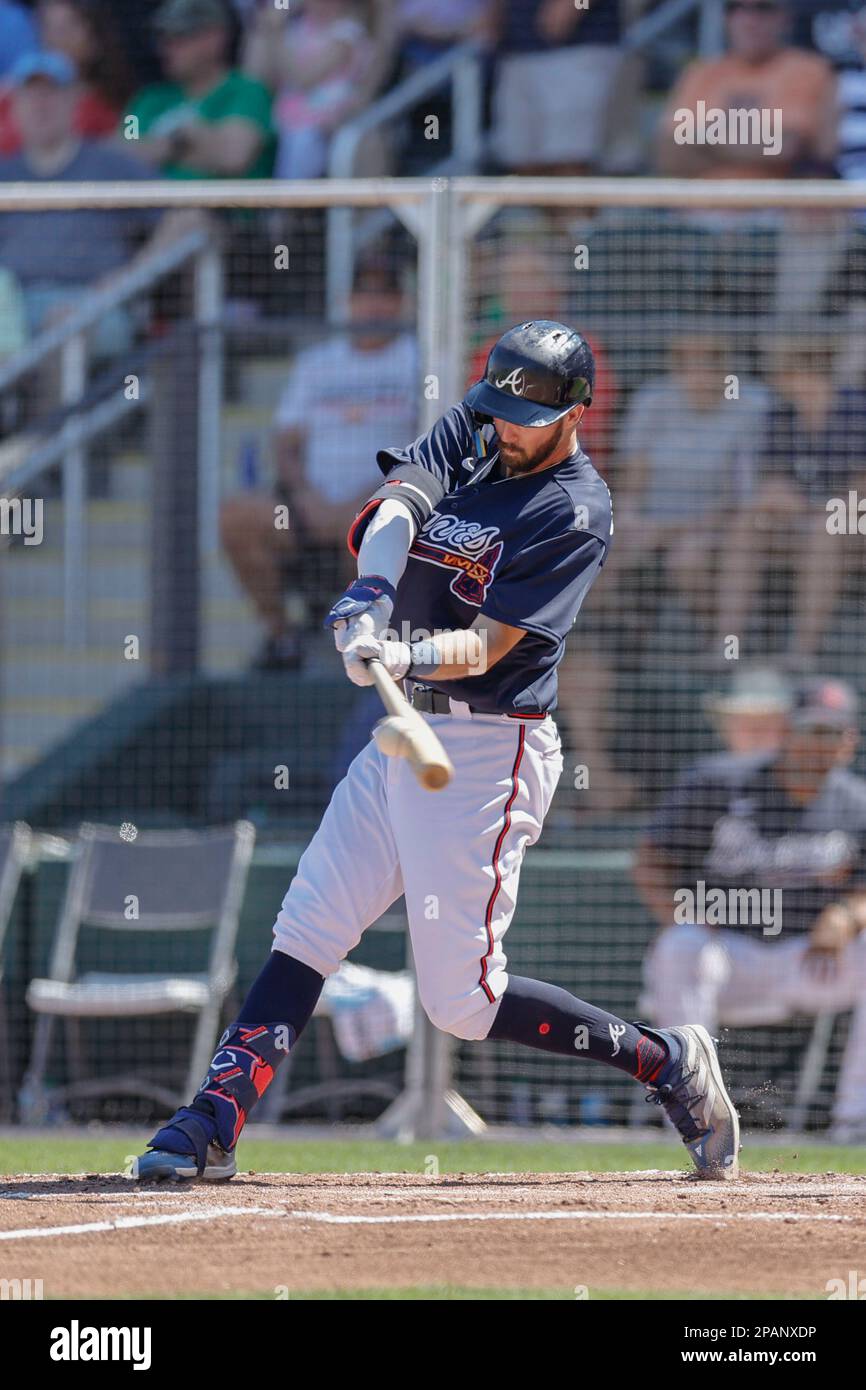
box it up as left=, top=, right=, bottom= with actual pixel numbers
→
left=1, top=1171, right=864, bottom=1298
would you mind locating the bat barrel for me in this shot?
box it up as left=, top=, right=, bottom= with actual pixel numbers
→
left=367, top=660, right=454, bottom=790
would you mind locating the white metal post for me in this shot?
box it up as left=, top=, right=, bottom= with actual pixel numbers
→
left=375, top=182, right=485, bottom=1141
left=60, top=333, right=88, bottom=649
left=194, top=244, right=224, bottom=565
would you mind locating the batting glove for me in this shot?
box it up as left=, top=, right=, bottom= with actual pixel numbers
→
left=324, top=576, right=397, bottom=654
left=342, top=634, right=411, bottom=688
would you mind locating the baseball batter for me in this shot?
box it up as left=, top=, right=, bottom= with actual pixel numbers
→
left=132, top=321, right=740, bottom=1183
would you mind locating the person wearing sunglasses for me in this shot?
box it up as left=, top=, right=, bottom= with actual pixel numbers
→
left=656, top=0, right=837, bottom=179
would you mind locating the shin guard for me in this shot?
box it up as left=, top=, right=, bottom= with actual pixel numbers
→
left=149, top=1022, right=292, bottom=1172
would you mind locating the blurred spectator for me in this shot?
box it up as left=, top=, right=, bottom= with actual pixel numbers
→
left=490, top=0, right=640, bottom=174
left=127, top=0, right=274, bottom=178
left=396, top=0, right=491, bottom=72
left=467, top=244, right=616, bottom=471
left=703, top=665, right=794, bottom=757
left=0, top=0, right=135, bottom=154
left=837, top=5, right=866, bottom=186
left=656, top=0, right=837, bottom=179
left=0, top=52, right=188, bottom=357
left=555, top=648, right=637, bottom=815
left=244, top=0, right=390, bottom=180
left=634, top=677, right=866, bottom=1142
left=715, top=335, right=866, bottom=665
left=612, top=330, right=769, bottom=632
left=0, top=0, right=37, bottom=79
left=220, top=259, right=418, bottom=670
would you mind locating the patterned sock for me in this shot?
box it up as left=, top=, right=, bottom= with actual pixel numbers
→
left=150, top=951, right=324, bottom=1157
left=488, top=975, right=671, bottom=1083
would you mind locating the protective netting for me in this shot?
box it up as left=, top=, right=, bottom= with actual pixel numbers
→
left=2, top=189, right=865, bottom=1132
left=454, top=199, right=866, bottom=1132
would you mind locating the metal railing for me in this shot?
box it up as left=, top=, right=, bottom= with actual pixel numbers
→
left=0, top=223, right=217, bottom=646
left=326, top=43, right=484, bottom=320
left=622, top=0, right=725, bottom=57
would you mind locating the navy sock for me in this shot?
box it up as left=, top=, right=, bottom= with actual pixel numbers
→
left=239, top=949, right=324, bottom=1031
left=488, top=975, right=669, bottom=1083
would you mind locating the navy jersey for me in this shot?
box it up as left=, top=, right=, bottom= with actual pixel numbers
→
left=760, top=386, right=866, bottom=501
left=377, top=401, right=612, bottom=715
left=646, top=750, right=866, bottom=936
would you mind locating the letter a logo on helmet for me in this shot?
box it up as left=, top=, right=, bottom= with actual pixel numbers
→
left=493, top=367, right=526, bottom=396
left=465, top=320, right=594, bottom=428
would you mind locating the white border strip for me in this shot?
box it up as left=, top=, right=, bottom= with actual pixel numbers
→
left=0, top=1206, right=274, bottom=1241
left=0, top=1205, right=851, bottom=1241
left=291, top=1209, right=850, bottom=1226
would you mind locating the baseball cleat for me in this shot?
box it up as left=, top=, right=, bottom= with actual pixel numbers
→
left=642, top=1023, right=740, bottom=1180
left=128, top=1143, right=236, bottom=1183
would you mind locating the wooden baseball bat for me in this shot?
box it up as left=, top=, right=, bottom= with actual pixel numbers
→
left=366, top=659, right=454, bottom=791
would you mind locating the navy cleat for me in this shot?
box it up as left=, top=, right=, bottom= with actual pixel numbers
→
left=642, top=1023, right=740, bottom=1180
left=129, top=1142, right=236, bottom=1183
left=126, top=1023, right=292, bottom=1183
left=127, top=1105, right=236, bottom=1184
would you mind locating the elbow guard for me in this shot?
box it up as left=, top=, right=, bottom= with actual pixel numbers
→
left=347, top=463, right=446, bottom=557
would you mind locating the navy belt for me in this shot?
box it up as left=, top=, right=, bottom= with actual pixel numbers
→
left=407, top=683, right=547, bottom=722
left=409, top=684, right=464, bottom=715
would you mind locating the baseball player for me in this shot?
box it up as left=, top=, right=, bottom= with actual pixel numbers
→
left=637, top=677, right=866, bottom=1142
left=132, top=321, right=740, bottom=1183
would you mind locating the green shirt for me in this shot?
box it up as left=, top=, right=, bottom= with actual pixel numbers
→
left=127, top=70, right=275, bottom=179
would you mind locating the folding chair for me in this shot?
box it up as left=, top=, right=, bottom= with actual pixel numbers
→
left=0, top=823, right=32, bottom=1122
left=21, top=821, right=255, bottom=1120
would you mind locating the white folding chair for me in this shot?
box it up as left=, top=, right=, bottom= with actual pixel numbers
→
left=20, top=821, right=255, bottom=1120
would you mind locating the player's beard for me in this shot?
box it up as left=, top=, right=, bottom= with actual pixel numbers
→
left=499, top=418, right=569, bottom=476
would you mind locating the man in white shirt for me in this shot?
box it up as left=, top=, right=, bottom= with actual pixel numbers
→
left=221, top=259, right=418, bottom=669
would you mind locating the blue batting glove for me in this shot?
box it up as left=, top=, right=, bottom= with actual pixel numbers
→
left=324, top=576, right=397, bottom=653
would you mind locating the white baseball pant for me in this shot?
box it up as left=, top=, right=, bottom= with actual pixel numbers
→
left=643, top=923, right=866, bottom=1124
left=272, top=705, right=564, bottom=1040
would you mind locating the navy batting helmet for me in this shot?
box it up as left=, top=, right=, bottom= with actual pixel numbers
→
left=465, top=320, right=594, bottom=428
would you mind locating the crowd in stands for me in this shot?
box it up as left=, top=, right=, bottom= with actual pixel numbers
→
left=0, top=0, right=865, bottom=188
left=4, top=0, right=866, bottom=816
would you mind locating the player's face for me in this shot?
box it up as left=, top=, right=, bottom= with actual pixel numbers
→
left=780, top=725, right=857, bottom=799
left=493, top=414, right=572, bottom=475
left=719, top=710, right=788, bottom=756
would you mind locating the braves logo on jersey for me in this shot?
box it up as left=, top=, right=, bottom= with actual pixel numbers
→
left=410, top=510, right=504, bottom=606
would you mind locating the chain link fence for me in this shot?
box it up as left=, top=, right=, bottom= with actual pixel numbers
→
left=1, top=179, right=865, bottom=1133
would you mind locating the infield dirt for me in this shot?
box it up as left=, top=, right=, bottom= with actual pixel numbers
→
left=1, top=1170, right=864, bottom=1298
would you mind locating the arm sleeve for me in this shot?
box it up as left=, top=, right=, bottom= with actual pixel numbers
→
left=376, top=402, right=475, bottom=491
left=480, top=528, right=607, bottom=643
